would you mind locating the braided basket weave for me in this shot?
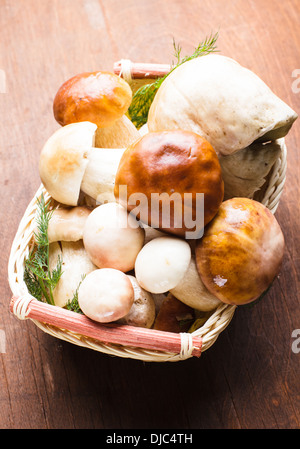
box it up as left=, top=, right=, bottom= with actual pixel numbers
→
left=7, top=136, right=287, bottom=362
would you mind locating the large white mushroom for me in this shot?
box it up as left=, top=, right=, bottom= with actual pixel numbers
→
left=147, top=54, right=297, bottom=201
left=148, top=54, right=297, bottom=155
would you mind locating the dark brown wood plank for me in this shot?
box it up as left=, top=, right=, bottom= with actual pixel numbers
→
left=1, top=0, right=300, bottom=430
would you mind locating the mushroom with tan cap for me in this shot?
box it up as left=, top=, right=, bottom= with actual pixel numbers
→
left=39, top=121, right=126, bottom=205
left=77, top=268, right=134, bottom=323
left=83, top=202, right=145, bottom=273
left=195, top=197, right=285, bottom=305
left=47, top=206, right=91, bottom=243
left=39, top=126, right=224, bottom=227
left=53, top=71, right=140, bottom=149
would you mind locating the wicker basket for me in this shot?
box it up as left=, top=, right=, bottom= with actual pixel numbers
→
left=7, top=136, right=287, bottom=362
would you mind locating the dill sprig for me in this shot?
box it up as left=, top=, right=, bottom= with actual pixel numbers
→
left=24, top=194, right=62, bottom=305
left=66, top=275, right=85, bottom=314
left=128, top=32, right=219, bottom=128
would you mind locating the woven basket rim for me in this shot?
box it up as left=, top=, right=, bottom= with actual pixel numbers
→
left=7, top=139, right=287, bottom=362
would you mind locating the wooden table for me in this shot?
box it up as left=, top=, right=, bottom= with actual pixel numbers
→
left=1, top=0, right=299, bottom=430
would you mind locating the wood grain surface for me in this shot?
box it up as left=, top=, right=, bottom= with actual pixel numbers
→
left=1, top=0, right=300, bottom=430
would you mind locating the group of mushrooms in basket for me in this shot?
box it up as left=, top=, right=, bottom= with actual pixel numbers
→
left=30, top=53, right=297, bottom=335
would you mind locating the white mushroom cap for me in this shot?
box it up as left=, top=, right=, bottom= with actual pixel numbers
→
left=47, top=206, right=91, bottom=243
left=83, top=202, right=145, bottom=272
left=78, top=268, right=134, bottom=323
left=116, top=275, right=156, bottom=328
left=49, top=240, right=97, bottom=308
left=134, top=236, right=191, bottom=294
left=39, top=121, right=97, bottom=206
left=148, top=54, right=297, bottom=156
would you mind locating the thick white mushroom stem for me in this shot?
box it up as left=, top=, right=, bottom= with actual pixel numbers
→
left=81, top=147, right=125, bottom=204
left=169, top=256, right=222, bottom=312
left=95, top=115, right=140, bottom=149
left=39, top=122, right=130, bottom=207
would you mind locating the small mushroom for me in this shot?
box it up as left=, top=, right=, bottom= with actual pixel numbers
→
left=49, top=240, right=97, bottom=308
left=134, top=236, right=191, bottom=294
left=83, top=202, right=145, bottom=273
left=39, top=121, right=126, bottom=205
left=195, top=197, right=285, bottom=305
left=77, top=268, right=134, bottom=323
left=116, top=275, right=156, bottom=328
left=47, top=206, right=91, bottom=243
left=53, top=71, right=140, bottom=149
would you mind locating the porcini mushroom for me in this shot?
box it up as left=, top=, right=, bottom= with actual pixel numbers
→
left=49, top=240, right=97, bottom=308
left=77, top=268, right=134, bottom=323
left=39, top=121, right=126, bottom=205
left=148, top=54, right=297, bottom=156
left=147, top=55, right=297, bottom=203
left=116, top=275, right=156, bottom=328
left=134, top=236, right=191, bottom=294
left=195, top=197, right=285, bottom=305
left=114, top=130, right=224, bottom=238
left=47, top=206, right=91, bottom=243
left=219, top=139, right=283, bottom=200
left=53, top=71, right=140, bottom=149
left=83, top=202, right=145, bottom=273
left=135, top=236, right=221, bottom=311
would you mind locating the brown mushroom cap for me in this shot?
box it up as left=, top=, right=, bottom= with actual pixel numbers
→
left=114, top=130, right=224, bottom=238
left=53, top=71, right=132, bottom=129
left=195, top=198, right=285, bottom=305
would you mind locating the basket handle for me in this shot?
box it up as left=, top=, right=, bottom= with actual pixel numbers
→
left=10, top=295, right=202, bottom=359
left=114, top=60, right=170, bottom=80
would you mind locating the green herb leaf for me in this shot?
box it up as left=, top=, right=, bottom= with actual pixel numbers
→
left=128, top=32, right=219, bottom=128
left=23, top=193, right=62, bottom=305
left=66, top=275, right=85, bottom=314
